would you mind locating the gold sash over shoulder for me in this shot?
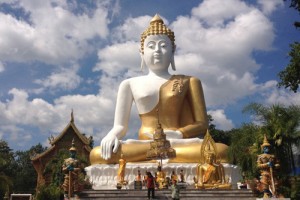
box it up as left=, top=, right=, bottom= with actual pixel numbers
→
left=139, top=75, right=208, bottom=140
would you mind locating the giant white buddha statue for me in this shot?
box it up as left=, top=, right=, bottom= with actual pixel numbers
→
left=89, top=14, right=228, bottom=165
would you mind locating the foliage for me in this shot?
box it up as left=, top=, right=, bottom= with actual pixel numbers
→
left=243, top=103, right=300, bottom=175
left=286, top=0, right=300, bottom=13
left=228, top=124, right=261, bottom=179
left=43, top=148, right=89, bottom=188
left=290, top=176, right=300, bottom=200
left=208, top=114, right=231, bottom=145
left=10, top=143, right=47, bottom=194
left=278, top=42, right=300, bottom=92
left=278, top=1, right=300, bottom=92
left=0, top=140, right=14, bottom=199
left=35, top=184, right=63, bottom=200
left=43, top=149, right=69, bottom=187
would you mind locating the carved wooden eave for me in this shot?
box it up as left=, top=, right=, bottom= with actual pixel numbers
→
left=30, top=120, right=91, bottom=162
left=50, top=120, right=90, bottom=147
left=31, top=145, right=56, bottom=161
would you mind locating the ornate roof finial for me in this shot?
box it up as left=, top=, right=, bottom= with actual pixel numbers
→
left=71, top=109, right=74, bottom=123
left=261, top=134, right=271, bottom=148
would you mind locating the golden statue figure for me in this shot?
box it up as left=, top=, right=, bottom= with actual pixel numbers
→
left=195, top=131, right=230, bottom=189
left=89, top=14, right=228, bottom=165
left=136, top=169, right=142, bottom=181
left=156, top=162, right=167, bottom=189
left=117, top=154, right=126, bottom=184
left=171, top=170, right=178, bottom=183
left=257, top=135, right=280, bottom=198
left=62, top=139, right=81, bottom=199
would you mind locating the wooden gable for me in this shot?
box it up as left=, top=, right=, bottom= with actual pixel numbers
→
left=31, top=112, right=92, bottom=187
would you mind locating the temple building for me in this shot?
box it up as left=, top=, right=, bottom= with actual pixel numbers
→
left=31, top=111, right=92, bottom=188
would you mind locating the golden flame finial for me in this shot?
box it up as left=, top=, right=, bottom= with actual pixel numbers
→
left=261, top=134, right=271, bottom=148
left=150, top=14, right=163, bottom=24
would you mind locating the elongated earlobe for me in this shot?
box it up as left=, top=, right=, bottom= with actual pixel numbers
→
left=140, top=50, right=146, bottom=71
left=141, top=58, right=146, bottom=70
left=171, top=55, right=176, bottom=71
left=171, top=45, right=176, bottom=71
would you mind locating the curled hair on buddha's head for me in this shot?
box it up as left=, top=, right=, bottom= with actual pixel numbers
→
left=140, top=14, right=176, bottom=54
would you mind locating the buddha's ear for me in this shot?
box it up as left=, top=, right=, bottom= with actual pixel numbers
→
left=139, top=50, right=146, bottom=70
left=171, top=45, right=176, bottom=71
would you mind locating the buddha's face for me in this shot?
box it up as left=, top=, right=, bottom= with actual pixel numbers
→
left=205, top=153, right=215, bottom=164
left=143, top=34, right=173, bottom=72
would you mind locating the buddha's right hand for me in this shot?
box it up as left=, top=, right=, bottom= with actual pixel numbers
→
left=100, top=134, right=121, bottom=160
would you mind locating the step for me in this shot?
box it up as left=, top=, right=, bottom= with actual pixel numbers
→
left=79, top=189, right=255, bottom=200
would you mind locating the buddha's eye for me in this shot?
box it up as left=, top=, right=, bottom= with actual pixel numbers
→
left=160, top=42, right=167, bottom=48
left=147, top=42, right=155, bottom=49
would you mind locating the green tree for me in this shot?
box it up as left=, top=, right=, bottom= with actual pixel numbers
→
left=0, top=140, right=14, bottom=200
left=278, top=0, right=300, bottom=92
left=243, top=103, right=300, bottom=175
left=208, top=114, right=231, bottom=145
left=228, top=124, right=261, bottom=179
left=10, top=144, right=47, bottom=194
left=278, top=42, right=300, bottom=92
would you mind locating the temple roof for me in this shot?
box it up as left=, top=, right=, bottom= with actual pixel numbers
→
left=31, top=111, right=91, bottom=161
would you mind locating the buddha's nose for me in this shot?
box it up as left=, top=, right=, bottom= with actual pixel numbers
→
left=154, top=44, right=161, bottom=52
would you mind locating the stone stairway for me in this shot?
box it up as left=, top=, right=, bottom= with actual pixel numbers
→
left=79, top=189, right=256, bottom=200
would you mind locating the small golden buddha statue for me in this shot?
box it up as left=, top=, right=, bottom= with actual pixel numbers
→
left=156, top=162, right=167, bottom=189
left=136, top=169, right=142, bottom=181
left=89, top=14, right=228, bottom=165
left=171, top=170, right=178, bottom=182
left=195, top=132, right=230, bottom=189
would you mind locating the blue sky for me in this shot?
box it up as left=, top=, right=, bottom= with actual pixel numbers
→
left=0, top=0, right=299, bottom=151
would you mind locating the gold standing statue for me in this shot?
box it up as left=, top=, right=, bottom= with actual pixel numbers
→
left=62, top=139, right=81, bottom=199
left=117, top=153, right=127, bottom=187
left=257, top=135, right=280, bottom=198
left=90, top=14, right=228, bottom=165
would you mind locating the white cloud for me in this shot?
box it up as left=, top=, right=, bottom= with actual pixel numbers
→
left=0, top=88, right=117, bottom=146
left=34, top=64, right=82, bottom=91
left=112, top=15, right=152, bottom=43
left=264, top=86, right=300, bottom=106
left=94, top=41, right=141, bottom=76
left=208, top=109, right=234, bottom=130
left=0, top=0, right=110, bottom=64
left=257, top=0, right=284, bottom=15
left=0, top=61, right=4, bottom=72
left=191, top=0, right=250, bottom=26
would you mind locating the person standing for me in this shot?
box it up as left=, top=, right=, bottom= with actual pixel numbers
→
left=146, top=172, right=155, bottom=200
left=171, top=179, right=180, bottom=200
